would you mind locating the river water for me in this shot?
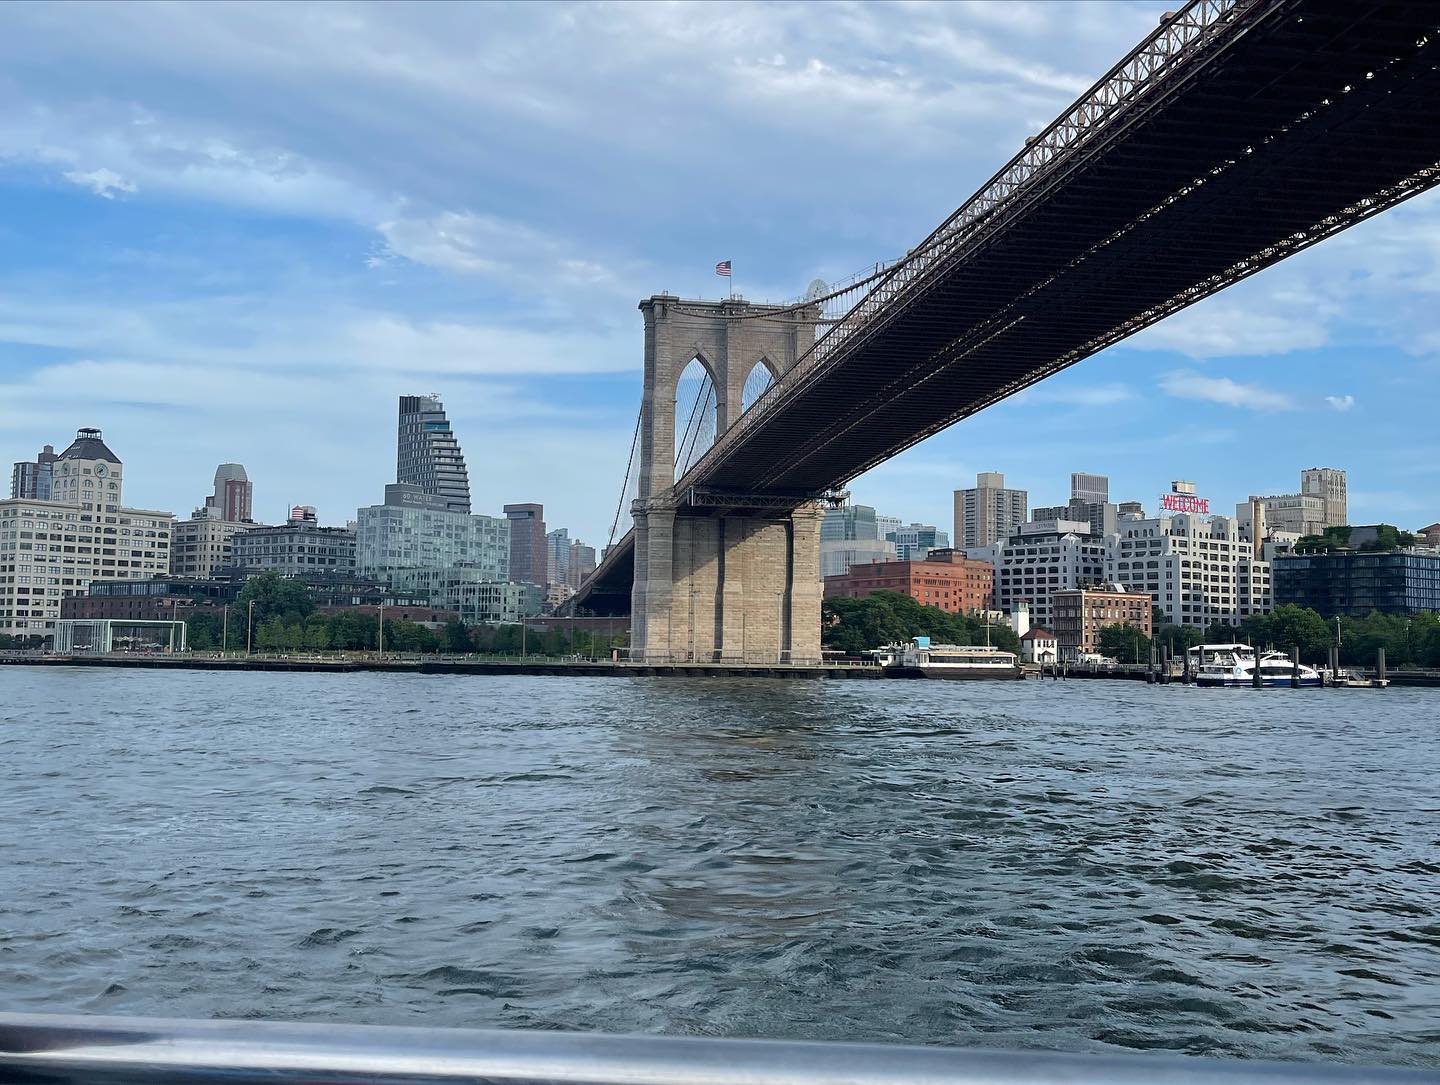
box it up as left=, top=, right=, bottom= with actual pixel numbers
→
left=1, top=666, right=1437, bottom=1067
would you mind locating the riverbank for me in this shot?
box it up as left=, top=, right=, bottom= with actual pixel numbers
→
left=0, top=653, right=887, bottom=679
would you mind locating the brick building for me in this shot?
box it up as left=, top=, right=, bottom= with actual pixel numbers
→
left=1051, top=587, right=1153, bottom=660
left=823, top=550, right=994, bottom=613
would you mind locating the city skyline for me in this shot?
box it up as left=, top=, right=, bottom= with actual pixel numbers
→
left=0, top=2, right=1436, bottom=544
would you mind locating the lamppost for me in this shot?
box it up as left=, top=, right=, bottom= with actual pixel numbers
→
left=377, top=602, right=385, bottom=657
left=222, top=604, right=229, bottom=654
left=245, top=600, right=254, bottom=656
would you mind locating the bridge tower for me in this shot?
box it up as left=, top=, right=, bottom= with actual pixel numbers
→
left=631, top=295, right=823, bottom=664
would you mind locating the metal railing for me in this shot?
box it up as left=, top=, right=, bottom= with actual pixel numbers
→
left=1, top=1013, right=1434, bottom=1085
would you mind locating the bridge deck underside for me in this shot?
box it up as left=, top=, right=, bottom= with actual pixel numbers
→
left=687, top=0, right=1440, bottom=496
left=574, top=0, right=1440, bottom=616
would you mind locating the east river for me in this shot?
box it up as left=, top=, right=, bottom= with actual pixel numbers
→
left=2, top=667, right=1438, bottom=1068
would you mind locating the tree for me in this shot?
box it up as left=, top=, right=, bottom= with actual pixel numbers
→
left=821, top=592, right=1020, bottom=656
left=1241, top=604, right=1332, bottom=660
left=442, top=617, right=473, bottom=654
left=1098, top=622, right=1150, bottom=664
left=238, top=570, right=314, bottom=625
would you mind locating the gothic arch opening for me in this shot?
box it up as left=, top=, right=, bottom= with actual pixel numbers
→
left=674, top=356, right=718, bottom=474
left=741, top=357, right=778, bottom=413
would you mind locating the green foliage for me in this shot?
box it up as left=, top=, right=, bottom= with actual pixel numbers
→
left=237, top=571, right=314, bottom=625
left=1155, top=623, right=1206, bottom=653
left=1098, top=622, right=1150, bottom=663
left=821, top=591, right=1019, bottom=656
left=1294, top=523, right=1416, bottom=553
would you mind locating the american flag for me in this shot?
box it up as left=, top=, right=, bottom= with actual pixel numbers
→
left=715, top=260, right=732, bottom=277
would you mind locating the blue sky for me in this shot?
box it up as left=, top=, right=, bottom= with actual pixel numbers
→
left=1, top=0, right=1437, bottom=545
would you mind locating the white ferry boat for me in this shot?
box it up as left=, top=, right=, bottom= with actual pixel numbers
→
left=1188, top=643, right=1322, bottom=688
left=870, top=638, right=1022, bottom=679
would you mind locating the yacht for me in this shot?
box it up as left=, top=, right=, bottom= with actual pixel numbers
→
left=871, top=638, right=1022, bottom=679
left=1188, top=643, right=1322, bottom=687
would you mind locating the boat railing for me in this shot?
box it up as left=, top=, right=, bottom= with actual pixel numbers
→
left=0, top=1013, right=1433, bottom=1085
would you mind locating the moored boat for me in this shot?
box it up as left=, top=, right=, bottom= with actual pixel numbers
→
left=1188, top=643, right=1322, bottom=687
left=871, top=638, right=1023, bottom=679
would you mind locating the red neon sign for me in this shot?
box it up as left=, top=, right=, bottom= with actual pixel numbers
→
left=1160, top=493, right=1210, bottom=514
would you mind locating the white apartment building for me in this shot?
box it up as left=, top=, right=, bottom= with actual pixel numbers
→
left=992, top=519, right=1109, bottom=630
left=1108, top=512, right=1272, bottom=627
left=170, top=516, right=257, bottom=578
left=0, top=429, right=172, bottom=642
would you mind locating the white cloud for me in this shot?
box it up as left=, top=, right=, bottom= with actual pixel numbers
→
left=1128, top=306, right=1328, bottom=358
left=1158, top=370, right=1296, bottom=411
left=61, top=166, right=135, bottom=198
left=1325, top=394, right=1356, bottom=412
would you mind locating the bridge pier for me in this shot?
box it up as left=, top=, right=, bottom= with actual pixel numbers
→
left=631, top=504, right=821, bottom=665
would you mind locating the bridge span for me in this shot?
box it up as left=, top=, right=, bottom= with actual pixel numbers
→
left=573, top=0, right=1440, bottom=662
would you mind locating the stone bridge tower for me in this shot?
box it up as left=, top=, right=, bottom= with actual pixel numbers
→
left=631, top=295, right=825, bottom=664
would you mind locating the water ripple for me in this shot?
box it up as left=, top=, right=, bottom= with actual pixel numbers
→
left=0, top=667, right=1437, bottom=1067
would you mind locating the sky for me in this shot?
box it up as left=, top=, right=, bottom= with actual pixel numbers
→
left=1, top=0, right=1437, bottom=546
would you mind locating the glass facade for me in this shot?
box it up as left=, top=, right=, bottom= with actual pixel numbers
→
left=356, top=486, right=508, bottom=582
left=1273, top=550, right=1440, bottom=616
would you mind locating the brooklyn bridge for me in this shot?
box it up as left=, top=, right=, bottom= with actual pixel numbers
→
left=568, top=0, right=1440, bottom=663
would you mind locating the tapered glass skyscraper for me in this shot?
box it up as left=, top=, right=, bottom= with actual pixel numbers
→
left=397, top=395, right=470, bottom=513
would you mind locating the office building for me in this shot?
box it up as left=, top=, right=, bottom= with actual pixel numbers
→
left=1071, top=473, right=1109, bottom=505
left=397, top=395, right=471, bottom=514
left=231, top=507, right=356, bottom=577
left=1252, top=467, right=1348, bottom=537
left=823, top=550, right=994, bottom=614
left=0, top=428, right=173, bottom=642
left=569, top=540, right=597, bottom=588
left=547, top=528, right=571, bottom=586
left=1108, top=510, right=1269, bottom=626
left=1273, top=548, right=1440, bottom=616
left=10, top=445, right=57, bottom=500
left=1051, top=587, right=1153, bottom=661
left=991, top=519, right=1108, bottom=629
left=61, top=576, right=237, bottom=622
left=886, top=523, right=950, bottom=562
left=1302, top=467, right=1347, bottom=529
left=954, top=472, right=1028, bottom=550
left=202, top=463, right=253, bottom=522
left=820, top=503, right=896, bottom=578
left=504, top=503, right=548, bottom=586
left=356, top=484, right=508, bottom=582
left=170, top=516, right=258, bottom=578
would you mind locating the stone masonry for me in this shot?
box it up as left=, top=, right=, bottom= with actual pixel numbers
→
left=631, top=296, right=823, bottom=663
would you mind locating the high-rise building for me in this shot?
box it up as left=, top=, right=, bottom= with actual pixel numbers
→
left=885, top=523, right=950, bottom=561
left=569, top=540, right=597, bottom=588
left=397, top=395, right=471, bottom=514
left=203, top=463, right=252, bottom=522
left=504, top=503, right=548, bottom=586
left=10, top=445, right=57, bottom=500
left=0, top=429, right=173, bottom=642
left=820, top=504, right=896, bottom=578
left=1071, top=472, right=1109, bottom=504
left=1301, top=467, right=1347, bottom=529
left=355, top=484, right=508, bottom=583
left=954, top=472, right=1028, bottom=550
left=546, top=528, right=571, bottom=586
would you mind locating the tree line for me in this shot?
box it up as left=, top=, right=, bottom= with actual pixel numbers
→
left=1109, top=603, right=1440, bottom=668
left=182, top=570, right=624, bottom=656
left=822, top=592, right=1021, bottom=656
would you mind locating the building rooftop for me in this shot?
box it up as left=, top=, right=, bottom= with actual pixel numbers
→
left=58, top=427, right=121, bottom=464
